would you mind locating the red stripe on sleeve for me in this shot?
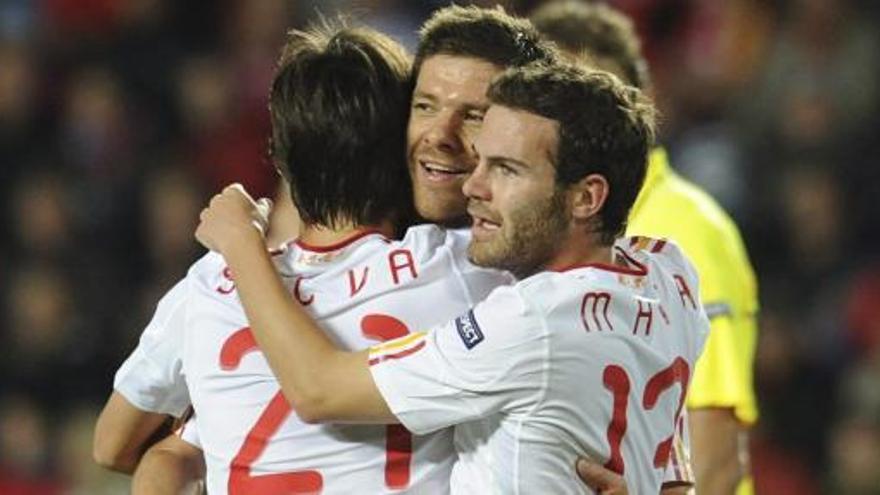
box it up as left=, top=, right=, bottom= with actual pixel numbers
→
left=651, top=239, right=667, bottom=253
left=368, top=341, right=426, bottom=366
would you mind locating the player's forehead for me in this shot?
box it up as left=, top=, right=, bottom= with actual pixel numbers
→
left=413, top=54, right=502, bottom=105
left=476, top=105, right=558, bottom=165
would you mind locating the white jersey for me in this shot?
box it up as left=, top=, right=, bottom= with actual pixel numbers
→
left=114, top=225, right=513, bottom=495
left=114, top=278, right=191, bottom=417
left=369, top=237, right=710, bottom=494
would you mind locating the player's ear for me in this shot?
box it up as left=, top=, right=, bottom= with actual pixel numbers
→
left=567, top=173, right=608, bottom=223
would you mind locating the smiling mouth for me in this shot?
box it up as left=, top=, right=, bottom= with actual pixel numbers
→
left=420, top=160, right=470, bottom=181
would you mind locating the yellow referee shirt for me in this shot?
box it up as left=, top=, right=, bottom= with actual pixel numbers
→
left=628, top=148, right=759, bottom=493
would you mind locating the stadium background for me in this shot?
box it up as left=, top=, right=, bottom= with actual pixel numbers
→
left=0, top=0, right=878, bottom=493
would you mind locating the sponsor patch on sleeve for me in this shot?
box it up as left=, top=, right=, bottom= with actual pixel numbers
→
left=455, top=310, right=484, bottom=350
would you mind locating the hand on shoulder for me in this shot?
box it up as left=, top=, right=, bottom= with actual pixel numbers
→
left=195, top=183, right=273, bottom=255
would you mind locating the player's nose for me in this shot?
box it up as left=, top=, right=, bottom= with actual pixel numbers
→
left=462, top=160, right=490, bottom=201
left=422, top=111, right=464, bottom=155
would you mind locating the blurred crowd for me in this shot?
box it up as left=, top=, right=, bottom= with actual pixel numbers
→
left=0, top=0, right=878, bottom=493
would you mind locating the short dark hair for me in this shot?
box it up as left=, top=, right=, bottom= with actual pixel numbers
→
left=487, top=62, right=656, bottom=244
left=530, top=1, right=650, bottom=90
left=414, top=5, right=557, bottom=75
left=269, top=21, right=413, bottom=228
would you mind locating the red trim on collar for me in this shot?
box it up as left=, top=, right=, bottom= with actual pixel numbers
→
left=293, top=229, right=386, bottom=253
left=553, top=247, right=648, bottom=276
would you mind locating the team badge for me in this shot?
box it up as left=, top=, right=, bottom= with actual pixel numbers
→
left=455, top=310, right=484, bottom=350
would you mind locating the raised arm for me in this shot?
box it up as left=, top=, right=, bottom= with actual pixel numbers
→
left=195, top=185, right=394, bottom=424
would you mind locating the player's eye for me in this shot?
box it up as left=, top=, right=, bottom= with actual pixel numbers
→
left=492, top=162, right=517, bottom=176
left=463, top=110, right=485, bottom=123
left=412, top=100, right=434, bottom=113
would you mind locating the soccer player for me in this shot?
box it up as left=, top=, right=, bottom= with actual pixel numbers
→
left=94, top=6, right=557, bottom=479
left=196, top=61, right=709, bottom=494
left=100, top=22, right=518, bottom=494
left=530, top=3, right=760, bottom=493
left=96, top=6, right=689, bottom=493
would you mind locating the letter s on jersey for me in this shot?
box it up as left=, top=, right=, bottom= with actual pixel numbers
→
left=455, top=310, right=484, bottom=350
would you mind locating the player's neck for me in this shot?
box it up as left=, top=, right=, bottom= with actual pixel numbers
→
left=297, top=219, right=395, bottom=249
left=544, top=233, right=614, bottom=273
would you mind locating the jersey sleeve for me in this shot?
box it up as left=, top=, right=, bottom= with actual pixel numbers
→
left=686, top=308, right=759, bottom=424
left=113, top=277, right=190, bottom=417
left=683, top=224, right=760, bottom=425
left=367, top=285, right=545, bottom=435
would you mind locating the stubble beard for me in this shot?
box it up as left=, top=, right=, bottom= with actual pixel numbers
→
left=467, top=190, right=570, bottom=279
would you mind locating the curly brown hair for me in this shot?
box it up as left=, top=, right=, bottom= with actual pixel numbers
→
left=414, top=5, right=557, bottom=75
left=488, top=62, right=657, bottom=244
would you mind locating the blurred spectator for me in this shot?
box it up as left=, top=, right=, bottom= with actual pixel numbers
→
left=41, top=0, right=120, bottom=38
left=827, top=419, right=880, bottom=494
left=58, top=406, right=130, bottom=494
left=754, top=309, right=835, bottom=466
left=737, top=0, right=879, bottom=154
left=1, top=263, right=99, bottom=408
left=670, top=122, right=748, bottom=217
left=0, top=41, right=40, bottom=156
left=8, top=171, right=75, bottom=261
left=141, top=164, right=204, bottom=280
left=0, top=40, right=44, bottom=205
left=224, top=0, right=289, bottom=112
left=0, top=0, right=37, bottom=40
left=60, top=67, right=134, bottom=182
left=108, top=0, right=180, bottom=147
left=845, top=265, right=880, bottom=359
left=779, top=166, right=846, bottom=275
left=751, top=431, right=820, bottom=495
left=176, top=54, right=234, bottom=138
left=838, top=356, right=880, bottom=427
left=176, top=52, right=276, bottom=200
left=0, top=396, right=62, bottom=495
left=126, top=164, right=205, bottom=346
